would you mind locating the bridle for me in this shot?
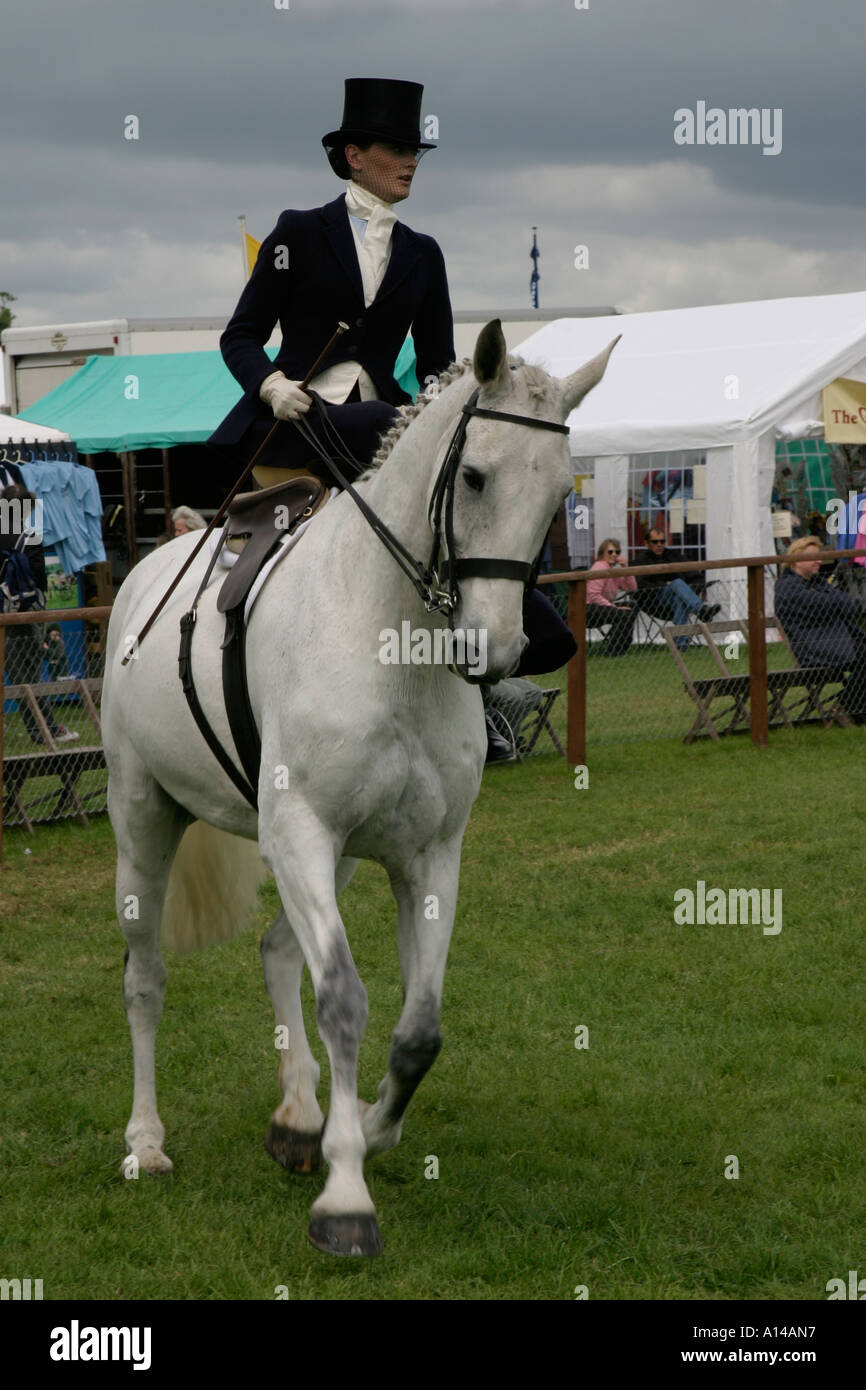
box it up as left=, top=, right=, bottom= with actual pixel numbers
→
left=297, top=386, right=570, bottom=614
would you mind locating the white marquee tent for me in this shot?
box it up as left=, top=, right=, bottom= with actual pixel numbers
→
left=515, top=291, right=866, bottom=562
left=0, top=413, right=70, bottom=443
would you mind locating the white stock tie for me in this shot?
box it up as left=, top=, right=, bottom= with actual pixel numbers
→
left=344, top=180, right=398, bottom=305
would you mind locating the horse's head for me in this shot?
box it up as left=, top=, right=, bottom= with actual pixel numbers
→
left=442, top=319, right=619, bottom=682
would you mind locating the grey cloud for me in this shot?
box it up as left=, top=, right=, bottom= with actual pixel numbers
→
left=2, top=0, right=864, bottom=343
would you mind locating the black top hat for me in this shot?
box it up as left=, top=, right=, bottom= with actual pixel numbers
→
left=322, top=78, right=436, bottom=179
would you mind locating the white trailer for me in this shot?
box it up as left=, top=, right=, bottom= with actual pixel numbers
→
left=1, top=317, right=226, bottom=416
left=1, top=307, right=618, bottom=417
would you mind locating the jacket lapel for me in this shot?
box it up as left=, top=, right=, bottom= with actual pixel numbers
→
left=374, top=222, right=421, bottom=304
left=321, top=196, right=364, bottom=304
left=320, top=195, right=421, bottom=307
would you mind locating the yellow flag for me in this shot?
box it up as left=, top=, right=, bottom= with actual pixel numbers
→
left=245, top=232, right=261, bottom=278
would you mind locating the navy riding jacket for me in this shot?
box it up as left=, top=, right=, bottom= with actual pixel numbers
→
left=209, top=195, right=454, bottom=449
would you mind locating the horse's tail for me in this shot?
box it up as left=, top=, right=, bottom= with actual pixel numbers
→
left=162, top=821, right=269, bottom=954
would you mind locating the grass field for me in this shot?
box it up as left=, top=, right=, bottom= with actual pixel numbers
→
left=1, top=632, right=823, bottom=833
left=2, top=726, right=865, bottom=1301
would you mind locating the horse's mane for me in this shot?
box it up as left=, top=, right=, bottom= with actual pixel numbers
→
left=361, top=354, right=553, bottom=477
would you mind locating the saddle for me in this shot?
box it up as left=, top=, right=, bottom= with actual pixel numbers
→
left=218, top=474, right=328, bottom=611
left=179, top=474, right=329, bottom=810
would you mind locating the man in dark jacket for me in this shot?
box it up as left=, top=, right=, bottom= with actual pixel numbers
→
left=208, top=77, right=454, bottom=488
left=634, top=527, right=720, bottom=649
left=775, top=537, right=866, bottom=716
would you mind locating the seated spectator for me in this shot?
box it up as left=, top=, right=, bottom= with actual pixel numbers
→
left=586, top=538, right=637, bottom=656
left=775, top=536, right=866, bottom=719
left=42, top=623, right=70, bottom=681
left=172, top=505, right=207, bottom=536
left=634, top=528, right=720, bottom=650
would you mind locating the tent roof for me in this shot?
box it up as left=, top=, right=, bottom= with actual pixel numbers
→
left=19, top=339, right=421, bottom=455
left=19, top=349, right=264, bottom=453
left=514, top=291, right=866, bottom=456
left=0, top=413, right=71, bottom=443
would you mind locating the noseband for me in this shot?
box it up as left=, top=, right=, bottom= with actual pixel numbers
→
left=298, top=385, right=570, bottom=614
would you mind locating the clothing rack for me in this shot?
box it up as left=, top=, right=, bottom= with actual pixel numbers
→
left=0, top=440, right=81, bottom=466
left=0, top=440, right=105, bottom=576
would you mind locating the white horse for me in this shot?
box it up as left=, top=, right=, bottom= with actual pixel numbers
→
left=101, top=320, right=617, bottom=1256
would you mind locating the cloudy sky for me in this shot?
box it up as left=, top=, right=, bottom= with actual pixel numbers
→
left=3, top=0, right=864, bottom=360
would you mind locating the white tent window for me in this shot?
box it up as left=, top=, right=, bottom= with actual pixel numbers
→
left=628, top=451, right=707, bottom=561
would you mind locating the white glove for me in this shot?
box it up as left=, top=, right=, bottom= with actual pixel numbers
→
left=259, top=371, right=311, bottom=421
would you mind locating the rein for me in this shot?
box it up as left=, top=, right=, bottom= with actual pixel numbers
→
left=298, top=386, right=569, bottom=614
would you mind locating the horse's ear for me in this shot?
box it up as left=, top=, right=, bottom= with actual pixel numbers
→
left=560, top=335, right=621, bottom=417
left=473, top=319, right=509, bottom=393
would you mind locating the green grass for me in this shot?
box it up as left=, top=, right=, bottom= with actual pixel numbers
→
left=1, top=727, right=865, bottom=1300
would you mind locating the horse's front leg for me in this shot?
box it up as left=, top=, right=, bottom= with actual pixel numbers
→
left=361, top=834, right=463, bottom=1158
left=261, top=906, right=325, bottom=1174
left=260, top=808, right=380, bottom=1256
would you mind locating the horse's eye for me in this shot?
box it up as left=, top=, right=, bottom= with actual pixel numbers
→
left=463, top=468, right=485, bottom=494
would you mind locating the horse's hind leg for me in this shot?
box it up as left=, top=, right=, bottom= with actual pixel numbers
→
left=110, top=761, right=187, bottom=1175
left=262, top=857, right=359, bottom=1175
left=361, top=835, right=462, bottom=1158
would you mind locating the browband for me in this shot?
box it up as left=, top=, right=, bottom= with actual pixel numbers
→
left=463, top=405, right=570, bottom=435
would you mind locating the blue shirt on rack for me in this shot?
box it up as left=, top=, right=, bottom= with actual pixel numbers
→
left=18, top=460, right=106, bottom=572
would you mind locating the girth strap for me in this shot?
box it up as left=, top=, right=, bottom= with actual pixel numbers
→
left=179, top=609, right=258, bottom=809
left=221, top=607, right=262, bottom=803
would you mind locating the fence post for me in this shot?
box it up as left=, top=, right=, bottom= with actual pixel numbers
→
left=747, top=563, right=769, bottom=748
left=567, top=578, right=587, bottom=765
left=0, top=622, right=5, bottom=862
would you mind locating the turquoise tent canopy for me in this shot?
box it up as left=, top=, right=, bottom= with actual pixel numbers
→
left=22, top=340, right=421, bottom=454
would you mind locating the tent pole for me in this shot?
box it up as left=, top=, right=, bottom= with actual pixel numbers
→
left=121, top=451, right=139, bottom=568
left=161, top=448, right=172, bottom=534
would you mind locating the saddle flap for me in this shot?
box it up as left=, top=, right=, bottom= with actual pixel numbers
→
left=217, top=475, right=327, bottom=614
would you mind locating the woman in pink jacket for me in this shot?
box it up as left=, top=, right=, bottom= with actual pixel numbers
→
left=586, top=537, right=637, bottom=656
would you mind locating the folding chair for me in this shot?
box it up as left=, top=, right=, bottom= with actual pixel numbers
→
left=482, top=678, right=564, bottom=758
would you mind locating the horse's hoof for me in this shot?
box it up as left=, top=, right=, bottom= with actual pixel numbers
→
left=265, top=1121, right=323, bottom=1174
left=122, top=1148, right=173, bottom=1177
left=308, top=1213, right=384, bottom=1258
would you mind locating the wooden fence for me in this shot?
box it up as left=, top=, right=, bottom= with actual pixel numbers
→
left=538, top=548, right=864, bottom=764
left=3, top=550, right=860, bottom=856
left=0, top=606, right=112, bottom=860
